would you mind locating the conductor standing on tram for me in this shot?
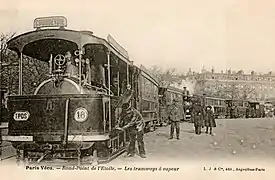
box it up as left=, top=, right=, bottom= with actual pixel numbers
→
left=64, top=51, right=78, bottom=77
left=116, top=102, right=146, bottom=158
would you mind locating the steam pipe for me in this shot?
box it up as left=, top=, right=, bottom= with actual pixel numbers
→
left=63, top=99, right=70, bottom=145
left=107, top=50, right=112, bottom=132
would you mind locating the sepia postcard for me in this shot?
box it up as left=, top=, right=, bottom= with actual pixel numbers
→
left=1, top=0, right=275, bottom=179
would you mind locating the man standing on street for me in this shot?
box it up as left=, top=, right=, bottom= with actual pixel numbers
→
left=116, top=102, right=146, bottom=158
left=168, top=99, right=181, bottom=140
left=192, top=98, right=204, bottom=135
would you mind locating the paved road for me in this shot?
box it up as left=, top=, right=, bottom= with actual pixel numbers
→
left=108, top=118, right=275, bottom=165
left=2, top=118, right=275, bottom=166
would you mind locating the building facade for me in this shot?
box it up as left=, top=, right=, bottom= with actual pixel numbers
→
left=184, top=68, right=275, bottom=101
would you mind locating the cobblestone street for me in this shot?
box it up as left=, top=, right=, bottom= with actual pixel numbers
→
left=109, top=118, right=275, bottom=165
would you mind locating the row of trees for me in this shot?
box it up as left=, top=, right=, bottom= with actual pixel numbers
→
left=148, top=65, right=259, bottom=101
left=0, top=33, right=48, bottom=95
left=199, top=80, right=258, bottom=100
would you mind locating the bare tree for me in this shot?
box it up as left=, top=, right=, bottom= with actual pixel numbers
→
left=1, top=33, right=48, bottom=95
left=0, top=33, right=18, bottom=94
left=239, top=84, right=257, bottom=101
left=149, top=65, right=177, bottom=87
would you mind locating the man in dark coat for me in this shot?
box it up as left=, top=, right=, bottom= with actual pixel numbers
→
left=204, top=106, right=216, bottom=135
left=116, top=103, right=146, bottom=158
left=168, top=99, right=181, bottom=140
left=192, top=100, right=204, bottom=135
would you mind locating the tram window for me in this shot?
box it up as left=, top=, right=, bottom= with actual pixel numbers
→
left=142, top=101, right=150, bottom=111
left=64, top=51, right=78, bottom=78
left=82, top=44, right=111, bottom=87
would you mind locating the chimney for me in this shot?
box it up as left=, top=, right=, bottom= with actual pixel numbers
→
left=211, top=67, right=214, bottom=74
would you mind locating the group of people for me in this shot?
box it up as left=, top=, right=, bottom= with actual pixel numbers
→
left=168, top=98, right=216, bottom=139
left=114, top=98, right=217, bottom=159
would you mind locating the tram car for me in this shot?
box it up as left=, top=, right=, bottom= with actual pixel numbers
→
left=158, top=86, right=184, bottom=126
left=183, top=95, right=192, bottom=122
left=225, top=99, right=248, bottom=119
left=246, top=101, right=264, bottom=118
left=2, top=16, right=159, bottom=165
left=133, top=65, right=159, bottom=131
left=204, top=96, right=226, bottom=119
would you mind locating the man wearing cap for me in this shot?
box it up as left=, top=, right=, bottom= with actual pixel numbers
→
left=116, top=103, right=146, bottom=158
left=168, top=99, right=181, bottom=140
left=192, top=98, right=204, bottom=135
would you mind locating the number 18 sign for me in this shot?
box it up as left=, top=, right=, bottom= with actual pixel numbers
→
left=74, top=107, right=88, bottom=122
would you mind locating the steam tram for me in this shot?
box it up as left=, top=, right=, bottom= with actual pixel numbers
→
left=2, top=16, right=161, bottom=165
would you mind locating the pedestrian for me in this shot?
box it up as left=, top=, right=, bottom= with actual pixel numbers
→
left=192, top=99, right=204, bottom=135
left=115, top=102, right=146, bottom=158
left=168, top=99, right=181, bottom=140
left=204, top=106, right=216, bottom=135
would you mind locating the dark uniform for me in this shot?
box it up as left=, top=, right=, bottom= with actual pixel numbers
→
left=204, top=106, right=216, bottom=135
left=192, top=102, right=204, bottom=135
left=168, top=100, right=181, bottom=140
left=117, top=103, right=146, bottom=158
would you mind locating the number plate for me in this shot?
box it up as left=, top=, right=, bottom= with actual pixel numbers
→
left=74, top=107, right=88, bottom=122
left=13, top=111, right=30, bottom=121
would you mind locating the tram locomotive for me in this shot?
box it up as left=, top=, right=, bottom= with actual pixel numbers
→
left=3, top=16, right=161, bottom=165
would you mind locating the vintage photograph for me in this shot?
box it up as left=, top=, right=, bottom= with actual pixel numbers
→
left=1, top=0, right=275, bottom=179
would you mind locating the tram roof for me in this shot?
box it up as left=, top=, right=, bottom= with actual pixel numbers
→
left=139, top=64, right=159, bottom=86
left=7, top=29, right=131, bottom=64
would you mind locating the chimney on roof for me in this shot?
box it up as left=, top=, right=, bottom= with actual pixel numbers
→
left=211, top=67, right=214, bottom=74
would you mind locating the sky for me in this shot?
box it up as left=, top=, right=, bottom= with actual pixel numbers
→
left=1, top=0, right=275, bottom=74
